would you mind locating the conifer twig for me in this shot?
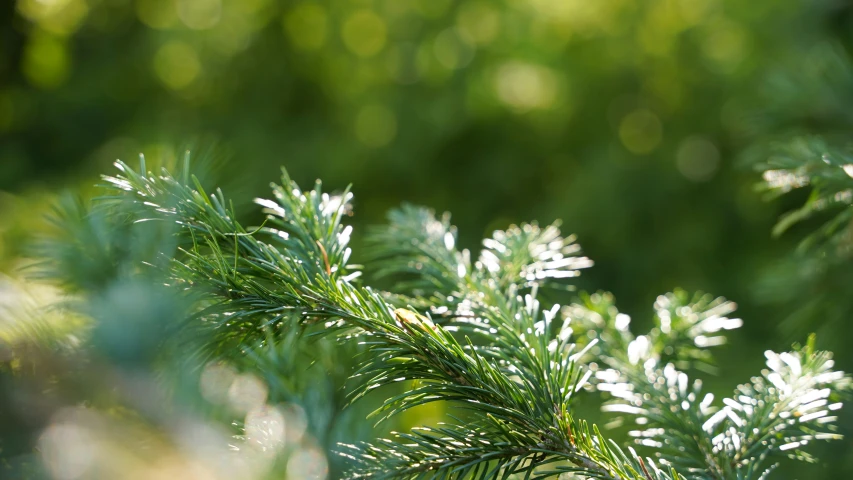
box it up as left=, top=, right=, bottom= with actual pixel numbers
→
left=101, top=160, right=676, bottom=480
left=92, top=157, right=848, bottom=480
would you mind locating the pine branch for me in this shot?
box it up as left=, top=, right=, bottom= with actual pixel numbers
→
left=92, top=157, right=850, bottom=480
left=572, top=293, right=850, bottom=479
left=342, top=418, right=678, bottom=480
left=571, top=290, right=741, bottom=374
left=27, top=193, right=180, bottom=293
left=98, top=158, right=364, bottom=351
left=752, top=135, right=853, bottom=349
left=366, top=205, right=592, bottom=310
left=367, top=204, right=466, bottom=298
left=756, top=136, right=853, bottom=257
left=360, top=205, right=679, bottom=479
left=99, top=160, right=676, bottom=480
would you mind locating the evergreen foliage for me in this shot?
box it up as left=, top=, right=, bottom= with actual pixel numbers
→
left=27, top=156, right=844, bottom=480
left=757, top=136, right=853, bottom=256
left=747, top=46, right=853, bottom=347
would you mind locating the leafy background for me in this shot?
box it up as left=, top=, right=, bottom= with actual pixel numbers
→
left=2, top=0, right=853, bottom=478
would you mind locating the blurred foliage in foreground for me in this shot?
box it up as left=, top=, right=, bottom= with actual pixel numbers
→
left=3, top=0, right=853, bottom=478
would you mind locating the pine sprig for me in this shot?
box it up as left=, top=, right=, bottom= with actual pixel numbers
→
left=343, top=417, right=679, bottom=480
left=366, top=204, right=592, bottom=314
left=571, top=290, right=741, bottom=374
left=99, top=160, right=670, bottom=480
left=756, top=136, right=853, bottom=256
left=362, top=206, right=685, bottom=479
left=367, top=204, right=466, bottom=297
left=751, top=135, right=853, bottom=345
left=571, top=293, right=849, bottom=479
left=81, top=157, right=850, bottom=480
left=479, top=220, right=592, bottom=290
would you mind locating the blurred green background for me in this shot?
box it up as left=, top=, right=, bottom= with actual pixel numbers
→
left=2, top=0, right=853, bottom=478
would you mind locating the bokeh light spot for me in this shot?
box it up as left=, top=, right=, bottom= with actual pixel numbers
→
left=199, top=361, right=237, bottom=405
left=286, top=446, right=328, bottom=480
left=284, top=3, right=328, bottom=51
left=676, top=136, right=720, bottom=182
left=619, top=109, right=663, bottom=154
left=177, top=0, right=222, bottom=30
left=342, top=11, right=387, bottom=58
left=22, top=33, right=70, bottom=89
left=282, top=403, right=308, bottom=445
left=702, top=20, right=748, bottom=73
left=412, top=0, right=451, bottom=18
left=227, top=372, right=268, bottom=414
left=456, top=1, right=500, bottom=46
left=173, top=419, right=247, bottom=478
left=135, top=0, right=178, bottom=29
left=494, top=62, right=558, bottom=112
left=416, top=40, right=452, bottom=85
left=153, top=41, right=201, bottom=90
left=237, top=0, right=272, bottom=17
left=386, top=43, right=420, bottom=84
left=675, top=0, right=714, bottom=26
left=17, top=0, right=89, bottom=36
left=433, top=28, right=475, bottom=70
left=39, top=421, right=94, bottom=480
left=210, top=21, right=253, bottom=56
left=528, top=0, right=574, bottom=21
left=245, top=405, right=286, bottom=452
left=355, top=104, right=397, bottom=147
